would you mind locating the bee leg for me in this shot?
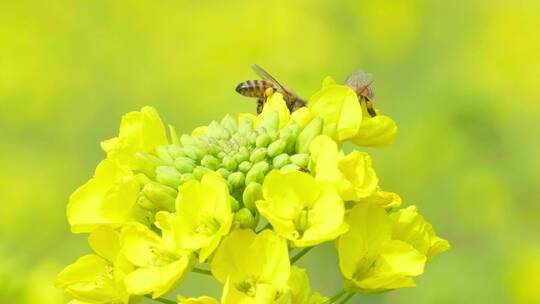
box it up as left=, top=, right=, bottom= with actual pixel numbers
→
left=256, top=98, right=265, bottom=114
left=364, top=98, right=377, bottom=117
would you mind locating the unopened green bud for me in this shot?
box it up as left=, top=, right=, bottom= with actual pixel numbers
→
left=267, top=139, right=287, bottom=158
left=180, top=173, right=195, bottom=185
left=156, top=145, right=174, bottom=164
left=135, top=173, right=152, bottom=186
left=137, top=194, right=157, bottom=211
left=280, top=126, right=297, bottom=153
left=174, top=157, right=196, bottom=173
left=238, top=117, right=254, bottom=134
left=290, top=154, right=310, bottom=167
left=250, top=147, right=267, bottom=163
left=235, top=147, right=250, bottom=163
left=136, top=152, right=165, bottom=179
left=193, top=166, right=211, bottom=180
left=156, top=166, right=182, bottom=188
left=238, top=161, right=252, bottom=173
left=180, top=134, right=196, bottom=147
left=288, top=123, right=302, bottom=138
left=258, top=110, right=279, bottom=132
left=296, top=117, right=323, bottom=153
left=143, top=182, right=177, bottom=212
left=221, top=114, right=238, bottom=133
left=235, top=208, right=257, bottom=229
left=194, top=136, right=210, bottom=151
left=217, top=151, right=227, bottom=159
left=272, top=154, right=290, bottom=169
left=216, top=168, right=231, bottom=179
left=267, top=130, right=279, bottom=142
left=281, top=164, right=300, bottom=173
left=222, top=156, right=238, bottom=171
left=201, top=155, right=220, bottom=170
left=167, top=145, right=185, bottom=158
left=247, top=131, right=258, bottom=146
left=183, top=145, right=205, bottom=161
left=256, top=133, right=272, bottom=148
left=228, top=172, right=245, bottom=190
left=168, top=124, right=181, bottom=145
left=243, top=182, right=263, bottom=213
left=229, top=196, right=240, bottom=212
left=251, top=160, right=270, bottom=175
left=245, top=168, right=265, bottom=185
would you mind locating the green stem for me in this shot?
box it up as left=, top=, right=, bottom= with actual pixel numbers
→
left=192, top=267, right=213, bottom=276
left=290, top=247, right=313, bottom=264
left=144, top=294, right=176, bottom=304
left=324, top=289, right=347, bottom=303
left=337, top=292, right=355, bottom=304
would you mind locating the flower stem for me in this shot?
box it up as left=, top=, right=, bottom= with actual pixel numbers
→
left=144, top=294, right=176, bottom=304
left=192, top=267, right=213, bottom=276
left=324, top=289, right=347, bottom=303
left=337, top=292, right=355, bottom=304
left=290, top=247, right=313, bottom=264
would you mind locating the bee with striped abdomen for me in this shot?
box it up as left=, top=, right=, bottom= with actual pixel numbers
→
left=345, top=71, right=377, bottom=117
left=236, top=64, right=306, bottom=114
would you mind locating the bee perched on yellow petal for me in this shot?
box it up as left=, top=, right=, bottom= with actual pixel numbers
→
left=236, top=64, right=306, bottom=114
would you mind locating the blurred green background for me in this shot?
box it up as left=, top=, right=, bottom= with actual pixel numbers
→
left=1, top=0, right=539, bottom=303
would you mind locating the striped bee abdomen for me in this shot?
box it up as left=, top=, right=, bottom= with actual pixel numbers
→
left=235, top=80, right=277, bottom=98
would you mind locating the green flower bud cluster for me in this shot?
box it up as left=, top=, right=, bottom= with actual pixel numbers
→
left=134, top=110, right=319, bottom=220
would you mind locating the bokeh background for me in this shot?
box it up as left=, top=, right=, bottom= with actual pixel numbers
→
left=1, top=0, right=539, bottom=303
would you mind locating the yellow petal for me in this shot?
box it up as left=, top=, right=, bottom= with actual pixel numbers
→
left=287, top=266, right=311, bottom=304
left=88, top=226, right=120, bottom=263
left=56, top=255, right=122, bottom=303
left=211, top=230, right=290, bottom=289
left=173, top=173, right=233, bottom=262
left=290, top=107, right=314, bottom=129
left=120, top=223, right=162, bottom=268
left=259, top=93, right=291, bottom=130
left=308, top=84, right=362, bottom=141
left=102, top=106, right=167, bottom=169
left=390, top=206, right=450, bottom=261
left=181, top=296, right=220, bottom=304
left=337, top=203, right=392, bottom=280
left=67, top=159, right=139, bottom=233
left=221, top=276, right=278, bottom=304
left=338, top=151, right=378, bottom=200
left=124, top=257, right=191, bottom=298
left=351, top=115, right=397, bottom=147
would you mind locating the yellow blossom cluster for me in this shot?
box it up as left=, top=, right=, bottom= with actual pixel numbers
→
left=56, top=76, right=449, bottom=304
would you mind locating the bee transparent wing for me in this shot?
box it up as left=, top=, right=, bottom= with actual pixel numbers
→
left=251, top=64, right=288, bottom=92
left=345, top=70, right=375, bottom=99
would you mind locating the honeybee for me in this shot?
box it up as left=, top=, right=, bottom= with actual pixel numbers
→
left=236, top=64, right=306, bottom=114
left=345, top=71, right=377, bottom=117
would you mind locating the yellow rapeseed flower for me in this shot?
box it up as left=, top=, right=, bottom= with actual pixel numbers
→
left=351, top=113, right=397, bottom=147
left=211, top=229, right=290, bottom=304
left=120, top=222, right=192, bottom=299
left=337, top=203, right=426, bottom=294
left=101, top=106, right=168, bottom=170
left=257, top=170, right=347, bottom=247
left=67, top=159, right=139, bottom=233
left=307, top=77, right=362, bottom=142
left=56, top=226, right=131, bottom=303
left=310, top=135, right=378, bottom=201
left=390, top=206, right=450, bottom=262
left=163, top=172, right=233, bottom=262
